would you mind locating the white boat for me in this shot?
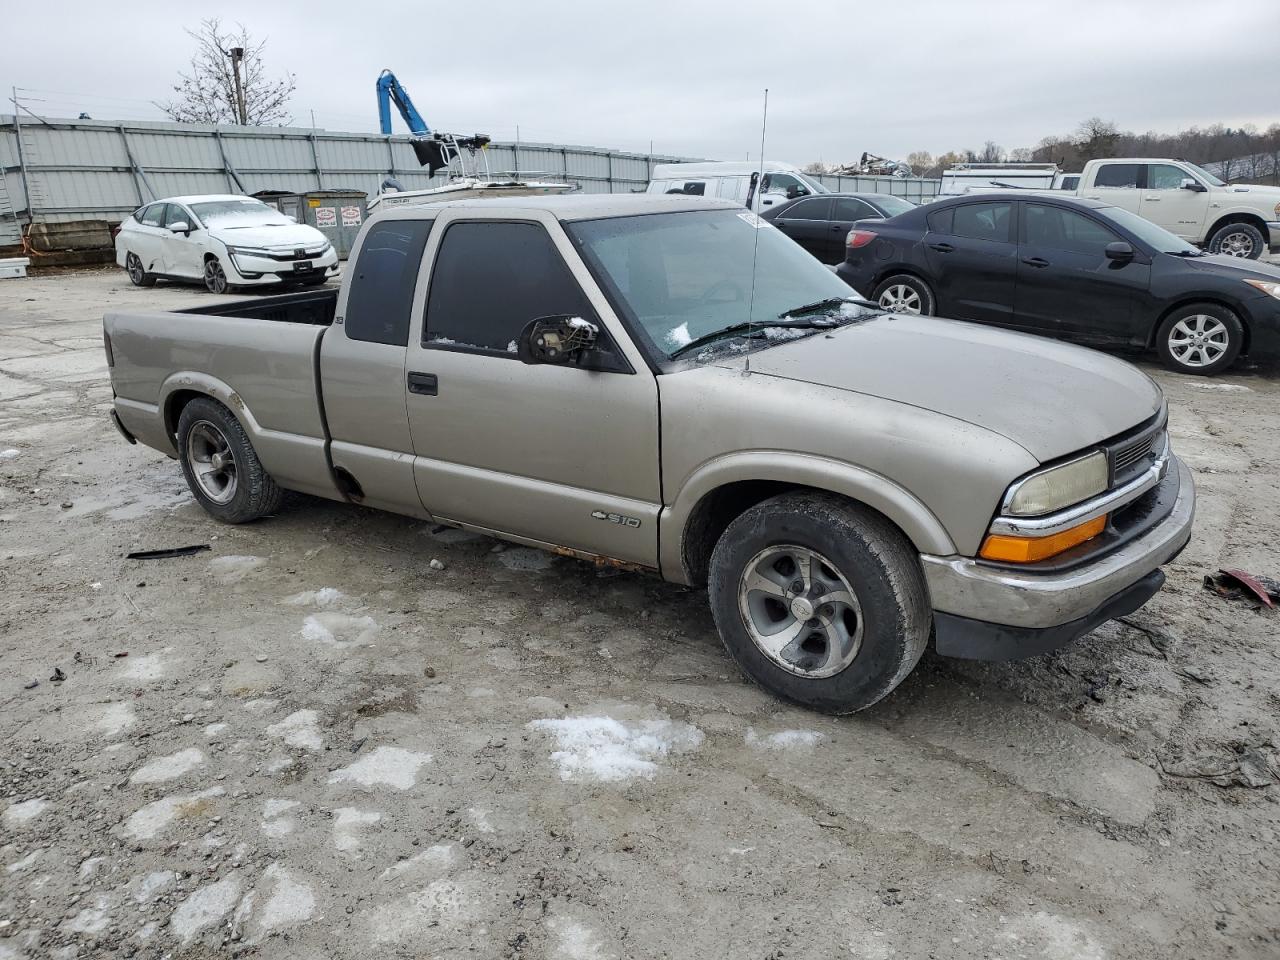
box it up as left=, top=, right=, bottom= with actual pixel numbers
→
left=368, top=132, right=575, bottom=211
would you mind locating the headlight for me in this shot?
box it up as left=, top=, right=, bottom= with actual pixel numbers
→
left=225, top=245, right=270, bottom=257
left=1244, top=279, right=1280, bottom=300
left=1002, top=450, right=1108, bottom=517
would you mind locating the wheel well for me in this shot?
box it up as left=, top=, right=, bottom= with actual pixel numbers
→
left=1206, top=212, right=1268, bottom=241
left=680, top=480, right=908, bottom=587
left=1148, top=298, right=1251, bottom=353
left=873, top=267, right=930, bottom=292
left=164, top=389, right=206, bottom=441
left=203, top=252, right=219, bottom=262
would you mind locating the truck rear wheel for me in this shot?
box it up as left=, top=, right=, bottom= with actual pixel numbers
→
left=1206, top=222, right=1265, bottom=260
left=707, top=492, right=930, bottom=714
left=176, top=397, right=282, bottom=523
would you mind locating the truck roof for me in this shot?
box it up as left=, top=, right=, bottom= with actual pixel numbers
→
left=373, top=193, right=740, bottom=222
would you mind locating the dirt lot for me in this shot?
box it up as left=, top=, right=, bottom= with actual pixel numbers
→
left=1, top=267, right=1278, bottom=960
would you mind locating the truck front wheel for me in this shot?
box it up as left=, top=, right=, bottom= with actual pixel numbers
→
left=176, top=397, right=282, bottom=523
left=1207, top=222, right=1265, bottom=259
left=707, top=492, right=930, bottom=714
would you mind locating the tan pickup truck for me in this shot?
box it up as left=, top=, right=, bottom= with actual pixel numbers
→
left=103, top=195, right=1194, bottom=713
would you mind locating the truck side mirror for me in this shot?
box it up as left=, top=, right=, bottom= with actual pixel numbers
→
left=1180, top=178, right=1207, bottom=192
left=1104, top=241, right=1135, bottom=263
left=517, top=315, right=599, bottom=365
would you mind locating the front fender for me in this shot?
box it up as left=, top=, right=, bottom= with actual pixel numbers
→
left=658, top=450, right=957, bottom=584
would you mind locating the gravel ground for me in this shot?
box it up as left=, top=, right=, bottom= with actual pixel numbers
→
left=1, top=267, right=1279, bottom=960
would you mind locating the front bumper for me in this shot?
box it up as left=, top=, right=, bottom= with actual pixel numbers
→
left=921, top=457, right=1194, bottom=660
left=226, top=248, right=340, bottom=284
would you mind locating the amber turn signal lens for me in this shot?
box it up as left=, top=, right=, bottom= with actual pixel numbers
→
left=979, top=515, right=1107, bottom=563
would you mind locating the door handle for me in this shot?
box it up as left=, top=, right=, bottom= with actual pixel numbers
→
left=407, top=372, right=438, bottom=396
left=1021, top=257, right=1050, bottom=268
left=928, top=242, right=954, bottom=253
left=830, top=225, right=846, bottom=231
left=1144, top=196, right=1160, bottom=202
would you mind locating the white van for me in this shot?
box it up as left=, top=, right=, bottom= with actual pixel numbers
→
left=646, top=161, right=829, bottom=211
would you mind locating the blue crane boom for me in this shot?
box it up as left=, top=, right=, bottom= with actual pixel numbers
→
left=376, top=69, right=430, bottom=137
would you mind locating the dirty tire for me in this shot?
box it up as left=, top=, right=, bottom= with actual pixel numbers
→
left=1155, top=302, right=1243, bottom=376
left=872, top=274, right=934, bottom=316
left=708, top=492, right=930, bottom=714
left=1206, top=221, right=1265, bottom=260
left=125, top=252, right=157, bottom=287
left=176, top=397, right=282, bottom=523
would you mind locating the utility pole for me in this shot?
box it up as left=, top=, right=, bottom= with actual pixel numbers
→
left=229, top=46, right=247, bottom=124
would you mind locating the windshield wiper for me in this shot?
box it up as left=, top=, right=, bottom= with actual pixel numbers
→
left=1169, top=249, right=1205, bottom=257
left=668, top=317, right=839, bottom=359
left=778, top=295, right=883, bottom=318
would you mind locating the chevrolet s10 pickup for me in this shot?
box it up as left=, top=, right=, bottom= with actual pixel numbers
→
left=103, top=195, right=1194, bottom=713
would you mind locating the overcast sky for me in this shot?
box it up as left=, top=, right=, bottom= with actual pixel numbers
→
left=4, top=0, right=1278, bottom=163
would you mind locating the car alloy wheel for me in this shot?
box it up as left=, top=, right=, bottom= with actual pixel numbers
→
left=1216, top=230, right=1257, bottom=258
left=127, top=253, right=145, bottom=285
left=185, top=420, right=238, bottom=504
left=736, top=544, right=864, bottom=679
left=878, top=283, right=922, bottom=314
left=204, top=259, right=228, bottom=294
left=1166, top=314, right=1230, bottom=368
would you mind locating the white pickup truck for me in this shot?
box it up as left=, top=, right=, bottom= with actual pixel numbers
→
left=1067, top=158, right=1280, bottom=260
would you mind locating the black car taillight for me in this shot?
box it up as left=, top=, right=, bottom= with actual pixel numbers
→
left=846, top=229, right=878, bottom=249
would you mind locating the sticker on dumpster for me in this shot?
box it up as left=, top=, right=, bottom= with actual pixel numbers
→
left=308, top=198, right=322, bottom=208
left=340, top=206, right=362, bottom=227
left=314, top=207, right=337, bottom=228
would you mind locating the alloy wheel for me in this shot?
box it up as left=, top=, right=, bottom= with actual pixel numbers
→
left=1217, top=231, right=1256, bottom=258
left=186, top=420, right=238, bottom=504
left=204, top=259, right=228, bottom=294
left=736, top=544, right=864, bottom=679
left=879, top=284, right=922, bottom=314
left=1167, top=314, right=1229, bottom=368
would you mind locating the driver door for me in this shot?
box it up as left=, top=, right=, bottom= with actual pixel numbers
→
left=758, top=172, right=808, bottom=209
left=1139, top=163, right=1208, bottom=241
left=161, top=203, right=205, bottom=279
left=404, top=212, right=662, bottom=565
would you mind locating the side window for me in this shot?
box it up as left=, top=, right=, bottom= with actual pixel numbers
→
left=664, top=181, right=705, bottom=196
left=1093, top=163, right=1142, bottom=189
left=785, top=198, right=832, bottom=220
left=716, top=177, right=746, bottom=201
left=424, top=222, right=598, bottom=355
left=344, top=219, right=434, bottom=346
left=833, top=198, right=878, bottom=222
left=763, top=173, right=807, bottom=199
left=926, top=207, right=954, bottom=234
left=139, top=204, right=165, bottom=227
left=163, top=204, right=190, bottom=228
left=952, top=202, right=1012, bottom=242
left=1147, top=164, right=1189, bottom=190
left=1024, top=205, right=1119, bottom=255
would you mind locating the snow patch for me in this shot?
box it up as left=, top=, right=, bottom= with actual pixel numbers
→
left=250, top=865, right=316, bottom=937
left=266, top=709, right=324, bottom=751
left=328, top=746, right=432, bottom=791
left=130, top=747, right=206, bottom=784
left=209, top=554, right=265, bottom=582
left=6, top=850, right=41, bottom=873
left=332, top=807, right=382, bottom=852
left=3, top=797, right=48, bottom=826
left=284, top=587, right=344, bottom=607
left=92, top=702, right=136, bottom=737
left=0, top=448, right=20, bottom=461
left=63, top=895, right=112, bottom=935
left=364, top=879, right=482, bottom=943
left=171, top=875, right=242, bottom=945
left=205, top=722, right=229, bottom=739
left=261, top=799, right=300, bottom=838
left=1192, top=382, right=1251, bottom=392
left=300, top=612, right=380, bottom=646
left=745, top=728, right=824, bottom=750
left=547, top=914, right=613, bottom=960
left=1002, top=911, right=1106, bottom=960
left=664, top=321, right=692, bottom=348
left=77, top=856, right=105, bottom=880
left=116, top=652, right=166, bottom=682
left=527, top=715, right=704, bottom=782
left=379, top=843, right=461, bottom=882
left=130, top=870, right=177, bottom=903
left=467, top=807, right=495, bottom=834
left=122, top=787, right=224, bottom=841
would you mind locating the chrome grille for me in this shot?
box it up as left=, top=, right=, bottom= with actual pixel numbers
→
left=1114, top=435, right=1154, bottom=472
left=1109, top=424, right=1165, bottom=486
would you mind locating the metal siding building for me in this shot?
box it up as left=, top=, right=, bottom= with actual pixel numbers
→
left=0, top=115, right=695, bottom=240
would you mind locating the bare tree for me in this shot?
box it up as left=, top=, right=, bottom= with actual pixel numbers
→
left=158, top=19, right=295, bottom=126
left=1074, top=117, right=1120, bottom=161
left=1008, top=147, right=1034, bottom=162
left=802, top=161, right=832, bottom=175
left=978, top=141, right=1004, bottom=163
left=905, top=151, right=934, bottom=177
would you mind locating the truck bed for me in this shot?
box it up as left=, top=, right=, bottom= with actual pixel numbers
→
left=179, top=288, right=338, bottom=326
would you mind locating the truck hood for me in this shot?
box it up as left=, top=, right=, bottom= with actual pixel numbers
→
left=209, top=222, right=329, bottom=249
left=743, top=315, right=1162, bottom=462
left=1218, top=183, right=1280, bottom=202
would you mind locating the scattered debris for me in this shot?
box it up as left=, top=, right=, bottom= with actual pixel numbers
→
left=23, top=679, right=38, bottom=690
left=424, top=666, right=436, bottom=678
left=49, top=667, right=66, bottom=682
left=113, top=651, right=129, bottom=658
left=429, top=558, right=446, bottom=571
left=125, top=544, right=211, bottom=561
left=1160, top=742, right=1279, bottom=788
left=1203, top=569, right=1279, bottom=608
left=60, top=501, right=72, bottom=509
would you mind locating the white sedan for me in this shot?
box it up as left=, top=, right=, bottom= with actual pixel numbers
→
left=114, top=194, right=341, bottom=294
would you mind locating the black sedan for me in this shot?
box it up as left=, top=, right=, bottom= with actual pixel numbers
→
left=836, top=193, right=1280, bottom=375
left=761, top=192, right=916, bottom=265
